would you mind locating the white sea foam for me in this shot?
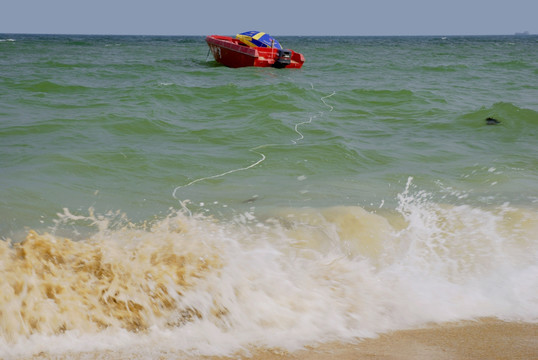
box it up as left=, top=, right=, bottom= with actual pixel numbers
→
left=1, top=181, right=537, bottom=358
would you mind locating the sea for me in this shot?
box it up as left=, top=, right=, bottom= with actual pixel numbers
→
left=0, top=33, right=537, bottom=358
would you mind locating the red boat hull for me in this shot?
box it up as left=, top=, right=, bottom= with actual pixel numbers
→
left=206, top=35, right=304, bottom=69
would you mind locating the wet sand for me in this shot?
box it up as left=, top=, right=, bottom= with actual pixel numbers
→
left=24, top=319, right=538, bottom=360
left=251, top=319, right=538, bottom=360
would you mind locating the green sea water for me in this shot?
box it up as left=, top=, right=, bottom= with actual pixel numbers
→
left=1, top=34, right=537, bottom=237
left=1, top=34, right=538, bottom=358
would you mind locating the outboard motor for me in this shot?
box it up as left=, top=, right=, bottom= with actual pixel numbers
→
left=273, top=49, right=292, bottom=68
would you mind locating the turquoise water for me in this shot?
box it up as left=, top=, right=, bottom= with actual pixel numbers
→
left=1, top=35, right=537, bottom=235
left=0, top=34, right=537, bottom=357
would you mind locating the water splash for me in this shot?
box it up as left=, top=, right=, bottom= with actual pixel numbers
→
left=2, top=183, right=537, bottom=358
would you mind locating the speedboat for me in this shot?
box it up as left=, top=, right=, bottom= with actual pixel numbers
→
left=205, top=31, right=304, bottom=69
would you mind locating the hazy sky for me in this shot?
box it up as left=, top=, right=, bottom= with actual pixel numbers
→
left=2, top=0, right=537, bottom=36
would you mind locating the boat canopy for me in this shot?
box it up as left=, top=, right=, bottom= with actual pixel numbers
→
left=236, top=31, right=283, bottom=49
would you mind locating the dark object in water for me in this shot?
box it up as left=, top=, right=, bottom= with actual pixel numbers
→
left=486, top=117, right=501, bottom=125
left=242, top=194, right=260, bottom=204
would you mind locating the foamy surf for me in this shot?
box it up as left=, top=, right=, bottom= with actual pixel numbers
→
left=1, top=182, right=537, bottom=359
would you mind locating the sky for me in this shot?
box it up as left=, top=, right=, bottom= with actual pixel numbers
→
left=1, top=0, right=537, bottom=36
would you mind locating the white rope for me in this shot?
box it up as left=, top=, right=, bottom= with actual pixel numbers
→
left=292, top=91, right=335, bottom=144
left=172, top=146, right=267, bottom=199
left=172, top=90, right=336, bottom=202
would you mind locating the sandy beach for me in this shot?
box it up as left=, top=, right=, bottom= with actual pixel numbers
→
left=254, top=319, right=538, bottom=360
left=22, top=318, right=537, bottom=360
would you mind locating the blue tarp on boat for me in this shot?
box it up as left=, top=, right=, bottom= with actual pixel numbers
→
left=236, top=31, right=283, bottom=49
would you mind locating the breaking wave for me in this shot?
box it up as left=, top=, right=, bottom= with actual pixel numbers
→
left=1, top=180, right=537, bottom=358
